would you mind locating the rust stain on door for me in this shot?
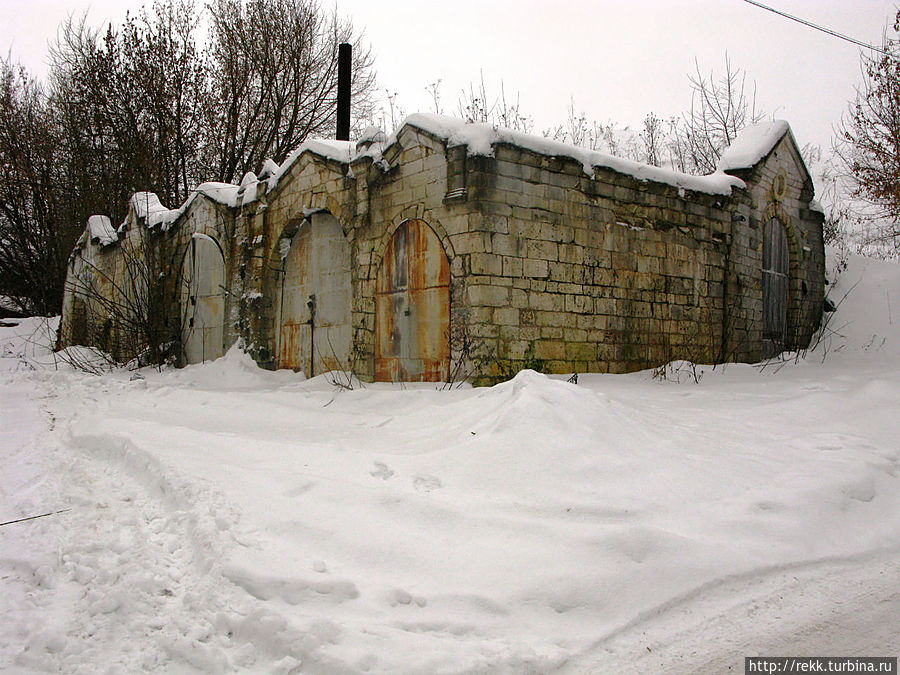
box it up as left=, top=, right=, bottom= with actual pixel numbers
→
left=276, top=213, right=352, bottom=374
left=375, top=219, right=450, bottom=382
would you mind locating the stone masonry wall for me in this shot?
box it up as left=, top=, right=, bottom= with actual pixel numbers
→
left=347, top=127, right=476, bottom=381
left=60, top=120, right=826, bottom=382
left=726, top=134, right=825, bottom=361
left=455, top=144, right=733, bottom=379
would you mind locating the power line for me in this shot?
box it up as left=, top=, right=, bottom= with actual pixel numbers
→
left=741, top=0, right=892, bottom=57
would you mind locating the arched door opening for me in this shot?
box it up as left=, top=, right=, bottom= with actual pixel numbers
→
left=181, top=233, right=226, bottom=363
left=762, top=218, right=790, bottom=358
left=275, top=212, right=351, bottom=376
left=375, top=219, right=450, bottom=382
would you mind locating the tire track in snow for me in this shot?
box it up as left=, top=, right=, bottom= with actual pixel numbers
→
left=559, top=547, right=900, bottom=673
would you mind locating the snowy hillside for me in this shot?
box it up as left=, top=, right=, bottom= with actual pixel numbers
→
left=2, top=251, right=899, bottom=673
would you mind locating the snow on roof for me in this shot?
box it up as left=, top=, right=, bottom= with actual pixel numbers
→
left=257, top=159, right=279, bottom=181
left=87, top=215, right=118, bottom=246
left=128, top=192, right=178, bottom=230
left=194, top=182, right=241, bottom=208
left=109, top=112, right=759, bottom=240
left=400, top=113, right=745, bottom=196
left=267, top=139, right=355, bottom=189
left=717, top=120, right=790, bottom=172
left=123, top=184, right=243, bottom=233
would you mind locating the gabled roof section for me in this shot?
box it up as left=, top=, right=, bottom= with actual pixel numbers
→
left=266, top=139, right=355, bottom=191
left=122, top=184, right=241, bottom=233
left=717, top=119, right=813, bottom=192
left=398, top=113, right=744, bottom=196
left=717, top=120, right=791, bottom=172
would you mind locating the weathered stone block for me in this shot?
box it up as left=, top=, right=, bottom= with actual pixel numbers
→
left=534, top=340, right=566, bottom=360
left=566, top=342, right=597, bottom=361
left=493, top=307, right=520, bottom=325
left=468, top=284, right=509, bottom=306
left=530, top=293, right=565, bottom=312
left=526, top=239, right=558, bottom=261
left=470, top=253, right=503, bottom=276
left=565, top=295, right=591, bottom=314
left=523, top=258, right=549, bottom=279
left=503, top=256, right=524, bottom=277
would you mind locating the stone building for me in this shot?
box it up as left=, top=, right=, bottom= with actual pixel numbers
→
left=59, top=114, right=825, bottom=383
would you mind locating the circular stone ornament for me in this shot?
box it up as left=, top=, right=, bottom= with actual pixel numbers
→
left=772, top=167, right=788, bottom=201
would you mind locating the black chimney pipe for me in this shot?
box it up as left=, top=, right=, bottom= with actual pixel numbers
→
left=337, top=43, right=351, bottom=141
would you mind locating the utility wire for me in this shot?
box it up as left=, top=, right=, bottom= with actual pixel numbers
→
left=742, top=0, right=893, bottom=57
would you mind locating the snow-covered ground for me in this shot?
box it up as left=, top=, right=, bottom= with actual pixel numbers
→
left=2, top=251, right=899, bottom=674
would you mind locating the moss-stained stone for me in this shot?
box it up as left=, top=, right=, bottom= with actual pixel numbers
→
left=62, top=118, right=825, bottom=384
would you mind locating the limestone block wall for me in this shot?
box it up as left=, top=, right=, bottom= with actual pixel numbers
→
left=60, top=233, right=122, bottom=356
left=169, top=197, right=236, bottom=362
left=347, top=127, right=475, bottom=381
left=249, top=153, right=356, bottom=369
left=60, top=195, right=237, bottom=365
left=453, top=145, right=733, bottom=378
left=59, top=117, right=826, bottom=382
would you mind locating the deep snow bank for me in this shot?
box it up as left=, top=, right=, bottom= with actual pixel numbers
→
left=1, top=252, right=899, bottom=673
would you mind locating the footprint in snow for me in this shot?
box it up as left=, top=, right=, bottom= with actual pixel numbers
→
left=388, top=588, right=427, bottom=607
left=370, top=462, right=394, bottom=480
left=413, top=474, right=442, bottom=493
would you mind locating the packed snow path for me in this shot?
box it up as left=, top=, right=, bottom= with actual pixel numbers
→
left=2, top=252, right=899, bottom=673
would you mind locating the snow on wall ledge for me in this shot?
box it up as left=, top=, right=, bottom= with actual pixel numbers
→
left=89, top=112, right=771, bottom=246
left=402, top=113, right=746, bottom=196
left=87, top=215, right=117, bottom=246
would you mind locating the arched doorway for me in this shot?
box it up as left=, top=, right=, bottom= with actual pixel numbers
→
left=181, top=233, right=226, bottom=363
left=762, top=218, right=790, bottom=358
left=375, top=219, right=450, bottom=382
left=275, top=212, right=351, bottom=375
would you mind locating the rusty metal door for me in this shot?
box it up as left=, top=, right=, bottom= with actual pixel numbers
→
left=181, top=234, right=226, bottom=363
left=762, top=218, right=789, bottom=357
left=375, top=219, right=450, bottom=382
left=275, top=213, right=351, bottom=374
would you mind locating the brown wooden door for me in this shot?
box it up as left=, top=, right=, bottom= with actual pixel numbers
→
left=762, top=218, right=789, bottom=357
left=375, top=219, right=450, bottom=382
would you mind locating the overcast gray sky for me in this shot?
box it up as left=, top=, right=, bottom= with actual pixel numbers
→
left=1, top=0, right=897, bottom=155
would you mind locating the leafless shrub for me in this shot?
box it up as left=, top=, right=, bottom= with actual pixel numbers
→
left=456, top=72, right=533, bottom=133
left=669, top=54, right=764, bottom=175
left=65, top=224, right=183, bottom=370
left=324, top=332, right=364, bottom=391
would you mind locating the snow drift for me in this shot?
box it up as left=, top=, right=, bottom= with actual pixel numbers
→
left=1, top=251, right=899, bottom=673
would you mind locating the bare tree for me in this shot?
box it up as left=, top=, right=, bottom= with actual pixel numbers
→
left=672, top=54, right=764, bottom=175
left=50, top=0, right=208, bottom=211
left=205, top=0, right=376, bottom=183
left=0, top=57, right=80, bottom=315
left=425, top=79, right=443, bottom=115
left=835, top=10, right=900, bottom=253
left=640, top=112, right=667, bottom=167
